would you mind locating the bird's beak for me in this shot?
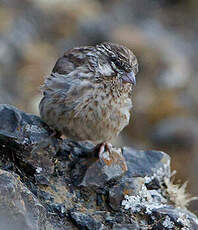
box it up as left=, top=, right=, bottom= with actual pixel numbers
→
left=122, top=71, right=136, bottom=85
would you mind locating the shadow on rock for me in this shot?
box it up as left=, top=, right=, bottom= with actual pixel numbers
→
left=0, top=104, right=197, bottom=230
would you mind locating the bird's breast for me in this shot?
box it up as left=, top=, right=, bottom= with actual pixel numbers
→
left=76, top=86, right=132, bottom=142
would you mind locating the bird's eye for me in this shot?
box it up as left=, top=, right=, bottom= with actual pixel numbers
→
left=110, top=56, right=117, bottom=62
left=114, top=60, right=122, bottom=68
left=110, top=56, right=129, bottom=71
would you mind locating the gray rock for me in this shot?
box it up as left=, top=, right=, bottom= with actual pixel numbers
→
left=112, top=223, right=139, bottom=230
left=0, top=104, right=197, bottom=230
left=109, top=177, right=144, bottom=211
left=123, top=147, right=171, bottom=184
left=0, top=169, right=46, bottom=230
left=149, top=206, right=198, bottom=229
left=69, top=211, right=103, bottom=230
left=122, top=190, right=198, bottom=229
left=0, top=104, right=50, bottom=151
left=80, top=147, right=127, bottom=189
left=0, top=104, right=56, bottom=184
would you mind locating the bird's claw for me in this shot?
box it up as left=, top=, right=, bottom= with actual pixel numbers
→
left=98, top=142, right=113, bottom=157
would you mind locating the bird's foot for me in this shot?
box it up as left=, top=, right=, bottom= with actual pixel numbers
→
left=97, top=142, right=113, bottom=157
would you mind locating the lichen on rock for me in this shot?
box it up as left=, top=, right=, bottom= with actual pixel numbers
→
left=0, top=104, right=197, bottom=230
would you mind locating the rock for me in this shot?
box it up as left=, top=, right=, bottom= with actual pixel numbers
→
left=0, top=104, right=197, bottom=230
left=0, top=169, right=46, bottom=230
left=50, top=203, right=66, bottom=218
left=80, top=147, right=127, bottom=189
left=69, top=211, right=103, bottom=230
left=108, top=177, right=144, bottom=211
left=0, top=104, right=50, bottom=150
left=35, top=174, right=50, bottom=186
left=112, top=223, right=139, bottom=230
left=0, top=104, right=55, bottom=182
left=122, top=190, right=198, bottom=229
left=1, top=0, right=198, bottom=216
left=123, top=147, right=171, bottom=184
left=38, top=190, right=54, bottom=202
left=148, top=206, right=198, bottom=229
left=122, top=184, right=166, bottom=213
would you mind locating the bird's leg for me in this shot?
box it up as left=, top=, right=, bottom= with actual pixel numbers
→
left=98, top=142, right=113, bottom=157
left=51, top=130, right=61, bottom=139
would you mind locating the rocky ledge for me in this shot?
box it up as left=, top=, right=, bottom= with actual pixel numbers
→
left=0, top=104, right=197, bottom=230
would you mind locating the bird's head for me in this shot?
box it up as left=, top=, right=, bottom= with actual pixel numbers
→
left=93, top=42, right=138, bottom=85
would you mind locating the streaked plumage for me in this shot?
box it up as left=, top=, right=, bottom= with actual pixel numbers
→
left=39, top=42, right=138, bottom=144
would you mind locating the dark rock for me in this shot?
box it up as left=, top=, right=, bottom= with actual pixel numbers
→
left=112, top=223, right=139, bottom=230
left=145, top=177, right=161, bottom=190
left=80, top=147, right=127, bottom=189
left=122, top=193, right=198, bottom=229
left=0, top=104, right=55, bottom=183
left=149, top=206, right=198, bottom=230
left=104, top=214, right=115, bottom=224
left=108, top=177, right=144, bottom=211
left=123, top=147, right=170, bottom=184
left=38, top=190, right=54, bottom=202
left=0, top=169, right=46, bottom=230
left=69, top=211, right=103, bottom=230
left=0, top=104, right=50, bottom=150
left=0, top=104, right=197, bottom=230
left=51, top=203, right=66, bottom=218
left=35, top=174, right=50, bottom=186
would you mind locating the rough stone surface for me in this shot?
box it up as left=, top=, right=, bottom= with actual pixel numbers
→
left=0, top=169, right=46, bottom=230
left=108, top=177, right=144, bottom=211
left=148, top=206, right=198, bottom=229
left=0, top=104, right=197, bottom=230
left=80, top=148, right=127, bottom=190
left=69, top=211, right=104, bottom=230
left=1, top=0, right=198, bottom=214
left=123, top=147, right=171, bottom=182
left=112, top=223, right=139, bottom=230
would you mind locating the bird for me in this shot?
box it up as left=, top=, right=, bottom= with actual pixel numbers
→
left=39, top=42, right=138, bottom=154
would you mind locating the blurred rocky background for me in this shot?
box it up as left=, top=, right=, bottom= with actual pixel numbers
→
left=0, top=0, right=198, bottom=213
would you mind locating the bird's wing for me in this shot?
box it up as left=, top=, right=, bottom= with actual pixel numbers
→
left=42, top=72, right=72, bottom=96
left=40, top=46, right=96, bottom=117
left=42, top=71, right=94, bottom=103
left=42, top=46, right=95, bottom=95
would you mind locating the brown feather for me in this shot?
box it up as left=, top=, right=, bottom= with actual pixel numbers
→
left=39, top=42, right=138, bottom=143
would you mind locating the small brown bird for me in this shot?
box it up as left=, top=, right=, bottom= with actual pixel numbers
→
left=39, top=42, right=138, bottom=153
